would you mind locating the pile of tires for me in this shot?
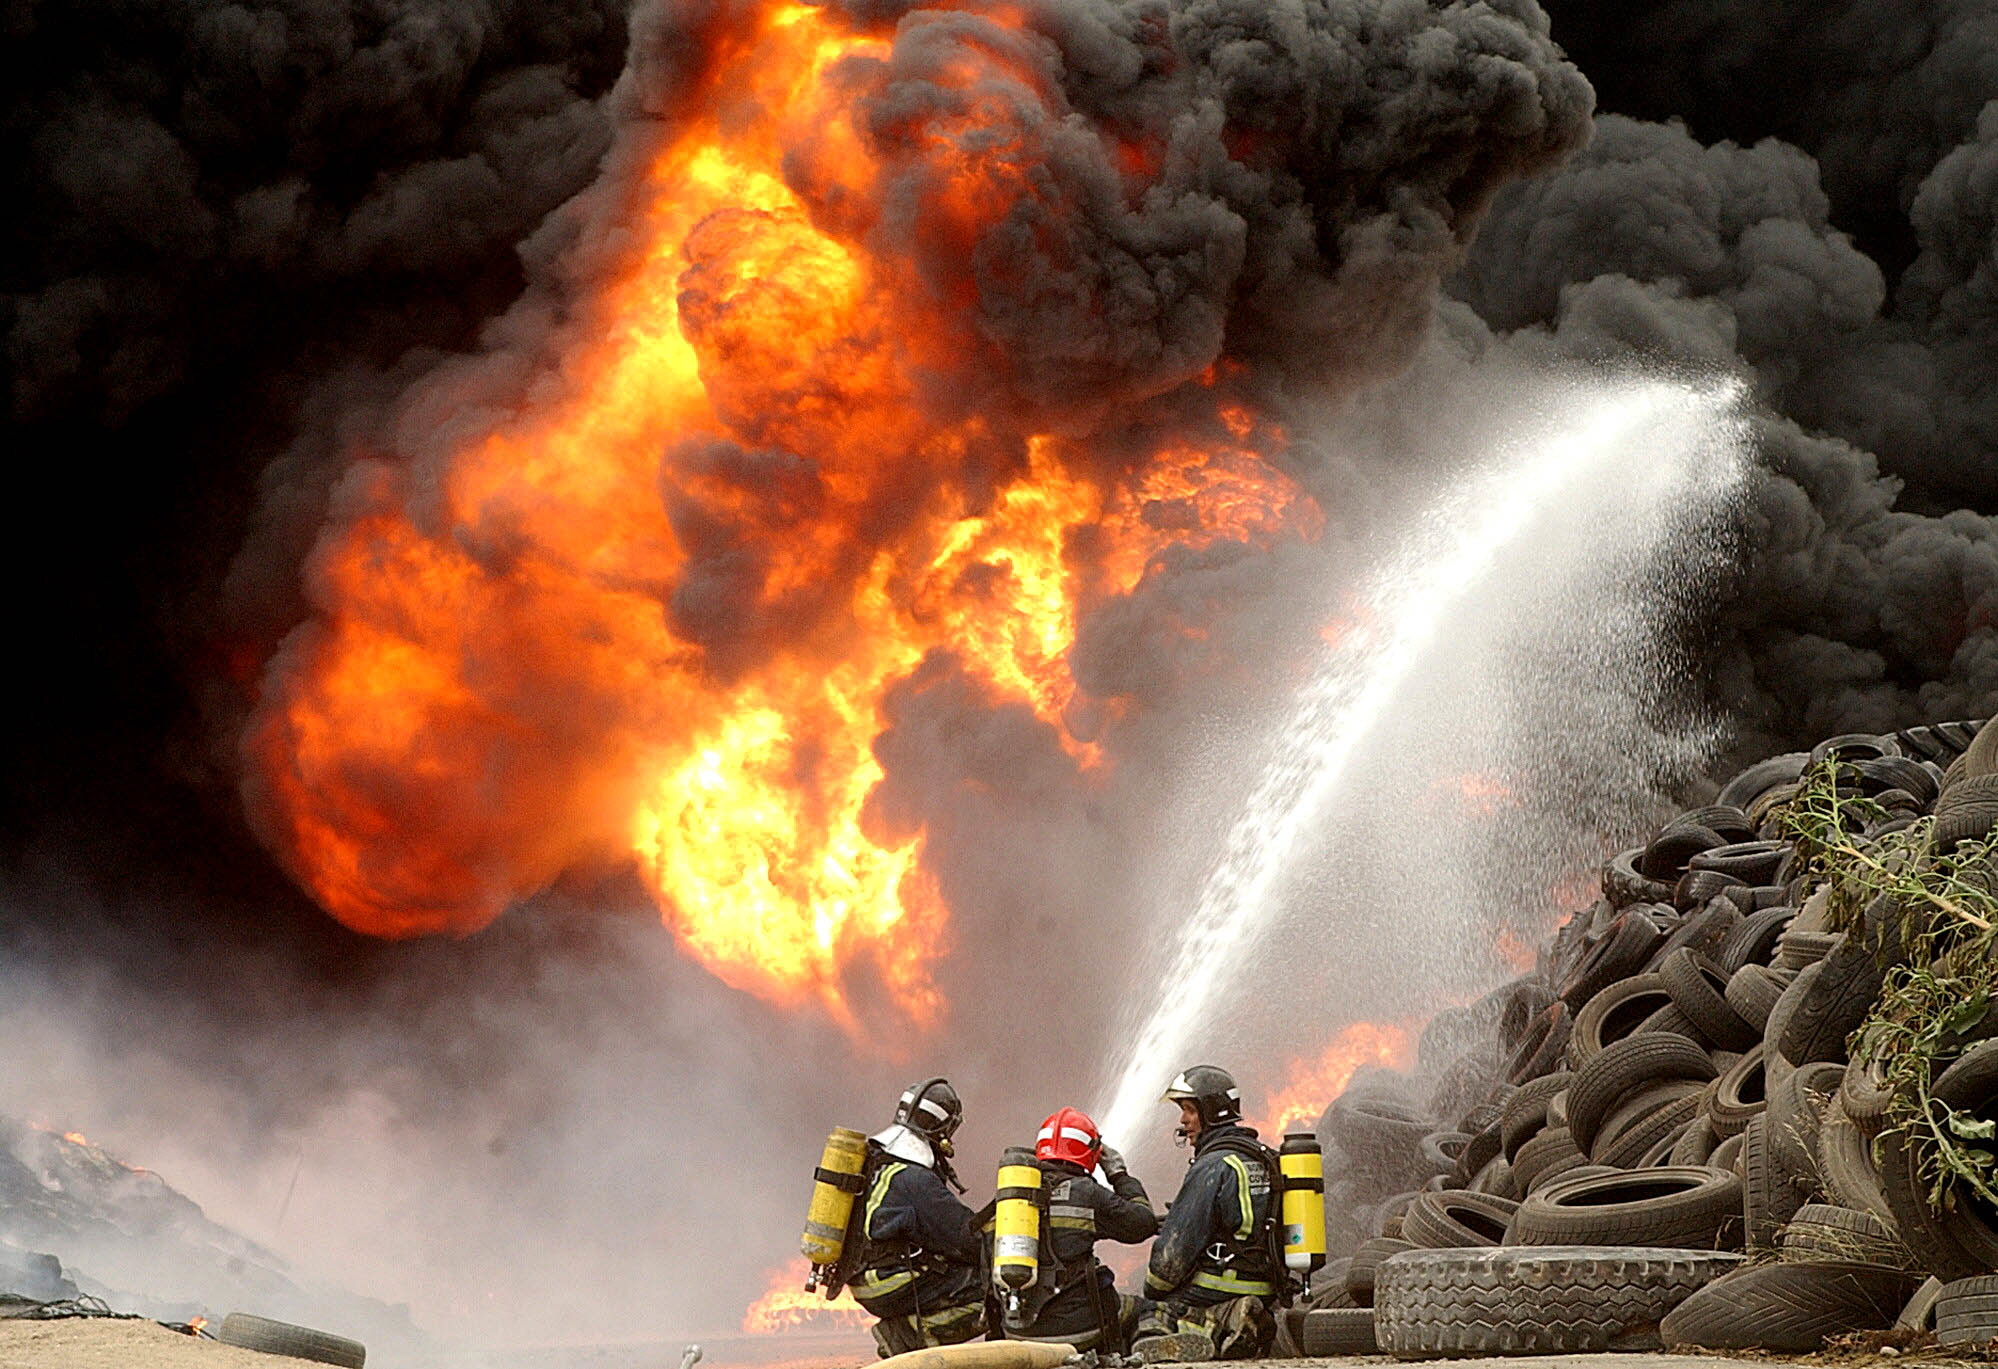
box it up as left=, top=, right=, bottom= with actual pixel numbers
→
left=1291, top=719, right=1998, bottom=1358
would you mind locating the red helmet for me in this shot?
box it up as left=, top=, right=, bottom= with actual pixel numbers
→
left=1035, top=1106, right=1102, bottom=1167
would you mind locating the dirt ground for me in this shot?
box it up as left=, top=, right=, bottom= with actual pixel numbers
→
left=0, top=1317, right=328, bottom=1368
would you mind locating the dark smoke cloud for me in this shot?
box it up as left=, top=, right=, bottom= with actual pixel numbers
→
left=1448, top=113, right=1998, bottom=760
left=784, top=0, right=1593, bottom=421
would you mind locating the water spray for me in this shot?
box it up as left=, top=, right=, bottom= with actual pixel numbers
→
left=1097, top=375, right=1750, bottom=1146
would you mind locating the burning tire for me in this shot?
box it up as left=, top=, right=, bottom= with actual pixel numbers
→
left=1659, top=1261, right=1923, bottom=1352
left=217, top=1313, right=366, bottom=1368
left=1372, top=1245, right=1741, bottom=1357
left=1505, top=1166, right=1743, bottom=1250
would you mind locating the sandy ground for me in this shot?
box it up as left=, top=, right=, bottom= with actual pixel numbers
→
left=0, top=1317, right=328, bottom=1368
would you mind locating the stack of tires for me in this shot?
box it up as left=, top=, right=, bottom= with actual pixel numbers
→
left=1289, top=719, right=1998, bottom=1359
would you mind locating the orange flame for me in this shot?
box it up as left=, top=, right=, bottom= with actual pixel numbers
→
left=1428, top=771, right=1517, bottom=819
left=1258, top=1021, right=1416, bottom=1136
left=742, top=1258, right=871, bottom=1335
left=244, top=2, right=1321, bottom=1025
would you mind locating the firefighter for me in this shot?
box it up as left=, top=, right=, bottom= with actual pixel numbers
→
left=1132, top=1065, right=1281, bottom=1363
left=999, top=1106, right=1159, bottom=1350
left=849, top=1078, right=988, bottom=1357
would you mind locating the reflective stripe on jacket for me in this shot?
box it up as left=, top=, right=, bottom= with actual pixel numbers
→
left=1144, top=1125, right=1276, bottom=1306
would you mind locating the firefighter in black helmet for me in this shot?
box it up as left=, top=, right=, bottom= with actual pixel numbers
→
left=849, top=1078, right=987, bottom=1357
left=1131, top=1065, right=1280, bottom=1363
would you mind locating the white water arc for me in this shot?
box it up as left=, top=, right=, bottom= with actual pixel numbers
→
left=1096, top=376, right=1749, bottom=1145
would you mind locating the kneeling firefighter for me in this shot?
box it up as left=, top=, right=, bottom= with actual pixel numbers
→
left=840, top=1079, right=988, bottom=1357
left=1133, top=1066, right=1285, bottom=1363
left=990, top=1107, right=1158, bottom=1350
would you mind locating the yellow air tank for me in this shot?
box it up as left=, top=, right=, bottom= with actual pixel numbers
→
left=1280, top=1133, right=1326, bottom=1274
left=992, top=1146, right=1042, bottom=1293
left=801, top=1126, right=868, bottom=1289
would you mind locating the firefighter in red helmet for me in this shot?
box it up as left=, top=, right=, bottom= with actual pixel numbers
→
left=994, top=1106, right=1158, bottom=1350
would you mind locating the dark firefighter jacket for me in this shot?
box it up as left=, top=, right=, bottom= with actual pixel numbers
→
left=1011, top=1157, right=1159, bottom=1338
left=1143, top=1124, right=1277, bottom=1308
left=851, top=1153, right=984, bottom=1320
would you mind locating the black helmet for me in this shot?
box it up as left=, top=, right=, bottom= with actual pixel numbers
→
left=893, top=1077, right=964, bottom=1151
left=1163, top=1065, right=1242, bottom=1126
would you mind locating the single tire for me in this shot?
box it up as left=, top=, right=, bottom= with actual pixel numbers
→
left=1934, top=773, right=1998, bottom=851
left=1811, top=733, right=1900, bottom=767
left=1469, top=1155, right=1520, bottom=1201
left=1717, top=753, right=1810, bottom=811
left=1781, top=1203, right=1917, bottom=1271
left=1675, top=869, right=1745, bottom=913
left=1604, top=848, right=1674, bottom=908
left=1765, top=1060, right=1842, bottom=1193
left=1897, top=1275, right=1945, bottom=1330
left=1840, top=1054, right=1894, bottom=1138
left=1504, top=1002, right=1572, bottom=1085
left=1374, top=1245, right=1743, bottom=1357
left=1710, top=1131, right=1746, bottom=1175
left=1512, top=1127, right=1587, bottom=1194
left=1659, top=1261, right=1924, bottom=1351
left=216, top=1314, right=366, bottom=1369
left=1669, top=1110, right=1720, bottom=1166
left=1720, top=905, right=1795, bottom=975
left=1566, top=973, right=1677, bottom=1069
left=1640, top=823, right=1727, bottom=881
left=1773, top=930, right=1842, bottom=974
left=1935, top=1275, right=1998, bottom=1345
left=1451, top=1124, right=1503, bottom=1186
left=1850, top=756, right=1940, bottom=807
left=1742, top=1113, right=1807, bottom=1251
left=1724, top=964, right=1786, bottom=1032
left=1633, top=1002, right=1707, bottom=1044
left=1816, top=1096, right=1896, bottom=1225
left=1326, top=1093, right=1431, bottom=1169
left=1650, top=901, right=1743, bottom=970
left=1499, top=1072, right=1572, bottom=1160
left=1688, top=840, right=1791, bottom=885
left=1420, top=1131, right=1471, bottom=1176
left=1705, top=1043, right=1769, bottom=1140
left=1960, top=715, right=1998, bottom=779
left=1299, top=1306, right=1378, bottom=1355
left=1658, top=949, right=1761, bottom=1051
left=1892, top=721, right=1983, bottom=767
left=1569, top=1034, right=1719, bottom=1154
left=1898, top=1041, right=1998, bottom=1275
left=1590, top=1085, right=1706, bottom=1169
left=1399, top=1190, right=1518, bottom=1249
left=1506, top=1166, right=1744, bottom=1250
left=1778, top=935, right=1883, bottom=1066
left=1679, top=805, right=1758, bottom=842
left=1344, top=1236, right=1416, bottom=1307
left=1559, top=911, right=1665, bottom=1011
